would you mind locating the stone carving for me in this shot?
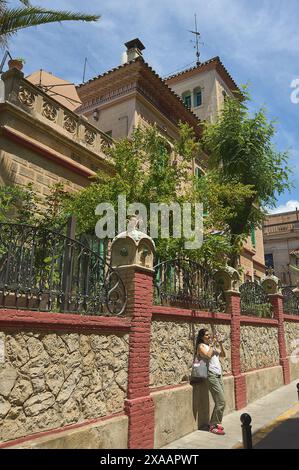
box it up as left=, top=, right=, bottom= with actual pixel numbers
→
left=42, top=101, right=58, bottom=121
left=111, top=217, right=155, bottom=270
left=84, top=128, right=96, bottom=145
left=0, top=331, right=129, bottom=443
left=261, top=269, right=282, bottom=295
left=18, top=87, right=36, bottom=107
left=63, top=115, right=76, bottom=133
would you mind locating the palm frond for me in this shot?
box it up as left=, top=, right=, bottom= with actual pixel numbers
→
left=289, top=264, right=299, bottom=274
left=0, top=6, right=100, bottom=38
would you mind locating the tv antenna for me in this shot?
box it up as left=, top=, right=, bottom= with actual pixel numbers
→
left=189, top=14, right=203, bottom=66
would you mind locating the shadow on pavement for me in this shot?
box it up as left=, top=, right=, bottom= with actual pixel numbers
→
left=254, top=415, right=299, bottom=449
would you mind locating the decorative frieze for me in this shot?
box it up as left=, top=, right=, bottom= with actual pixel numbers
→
left=42, top=101, right=58, bottom=122
left=84, top=128, right=96, bottom=145
left=63, top=114, right=77, bottom=134
left=18, top=87, right=36, bottom=108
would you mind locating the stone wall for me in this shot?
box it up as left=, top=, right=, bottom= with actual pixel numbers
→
left=284, top=321, right=299, bottom=356
left=240, top=325, right=279, bottom=372
left=0, top=330, right=129, bottom=443
left=150, top=320, right=231, bottom=388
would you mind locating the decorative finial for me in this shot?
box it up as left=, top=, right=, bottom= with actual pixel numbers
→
left=188, top=14, right=203, bottom=66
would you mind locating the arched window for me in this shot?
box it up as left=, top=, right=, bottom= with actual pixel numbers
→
left=194, top=87, right=202, bottom=107
left=182, top=91, right=192, bottom=109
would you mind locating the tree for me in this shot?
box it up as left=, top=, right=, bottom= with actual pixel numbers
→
left=65, top=124, right=249, bottom=270
left=0, top=0, right=100, bottom=47
left=200, top=87, right=292, bottom=265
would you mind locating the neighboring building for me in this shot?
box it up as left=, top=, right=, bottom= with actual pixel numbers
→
left=263, top=209, right=299, bottom=286
left=26, top=69, right=82, bottom=112
left=0, top=65, right=112, bottom=200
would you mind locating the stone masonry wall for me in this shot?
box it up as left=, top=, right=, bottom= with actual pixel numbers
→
left=284, top=321, right=299, bottom=356
left=0, top=143, right=87, bottom=200
left=240, top=325, right=279, bottom=372
left=0, top=330, right=129, bottom=443
left=150, top=320, right=231, bottom=388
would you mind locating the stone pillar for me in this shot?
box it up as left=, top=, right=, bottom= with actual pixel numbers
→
left=111, top=226, right=155, bottom=449
left=215, top=266, right=246, bottom=410
left=227, top=291, right=247, bottom=410
left=269, top=294, right=290, bottom=385
left=1, top=68, right=24, bottom=103
left=261, top=272, right=290, bottom=385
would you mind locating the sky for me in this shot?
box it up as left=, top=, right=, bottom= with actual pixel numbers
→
left=6, top=0, right=299, bottom=213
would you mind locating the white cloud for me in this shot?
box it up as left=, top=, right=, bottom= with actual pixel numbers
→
left=269, top=200, right=299, bottom=214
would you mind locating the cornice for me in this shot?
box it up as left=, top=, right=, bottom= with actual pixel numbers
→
left=0, top=101, right=114, bottom=175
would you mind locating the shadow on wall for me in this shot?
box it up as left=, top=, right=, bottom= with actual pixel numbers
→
left=0, top=152, right=14, bottom=185
left=192, top=380, right=210, bottom=429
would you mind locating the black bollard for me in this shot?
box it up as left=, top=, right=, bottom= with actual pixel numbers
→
left=297, top=383, right=299, bottom=401
left=240, top=413, right=253, bottom=449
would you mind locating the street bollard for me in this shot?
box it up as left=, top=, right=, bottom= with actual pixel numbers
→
left=297, top=383, right=299, bottom=401
left=240, top=413, right=253, bottom=449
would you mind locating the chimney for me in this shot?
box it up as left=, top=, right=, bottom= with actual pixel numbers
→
left=122, top=38, right=145, bottom=64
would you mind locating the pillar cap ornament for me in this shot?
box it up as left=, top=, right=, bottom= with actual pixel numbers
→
left=214, top=264, right=240, bottom=293
left=293, top=281, right=299, bottom=298
left=261, top=268, right=282, bottom=295
left=111, top=216, right=155, bottom=271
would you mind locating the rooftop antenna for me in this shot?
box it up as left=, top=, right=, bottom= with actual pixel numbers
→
left=82, top=57, right=87, bottom=83
left=0, top=50, right=12, bottom=73
left=188, top=14, right=203, bottom=66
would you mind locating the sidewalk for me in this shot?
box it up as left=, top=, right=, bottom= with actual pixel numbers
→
left=162, top=379, right=299, bottom=449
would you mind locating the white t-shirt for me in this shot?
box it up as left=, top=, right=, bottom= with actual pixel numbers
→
left=201, top=343, right=222, bottom=376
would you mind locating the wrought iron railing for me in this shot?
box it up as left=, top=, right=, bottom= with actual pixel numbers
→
left=240, top=281, right=273, bottom=318
left=282, top=287, right=299, bottom=316
left=154, top=259, right=226, bottom=312
left=0, top=223, right=126, bottom=316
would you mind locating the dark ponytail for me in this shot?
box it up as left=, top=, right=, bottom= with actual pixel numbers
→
left=195, top=328, right=209, bottom=351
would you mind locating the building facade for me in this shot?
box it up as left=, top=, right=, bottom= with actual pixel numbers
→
left=263, top=209, right=299, bottom=287
left=0, top=66, right=113, bottom=201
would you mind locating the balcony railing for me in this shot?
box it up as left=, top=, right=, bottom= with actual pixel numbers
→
left=1, top=68, right=113, bottom=165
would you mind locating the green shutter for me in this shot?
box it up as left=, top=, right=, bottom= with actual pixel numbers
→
left=250, top=226, right=256, bottom=248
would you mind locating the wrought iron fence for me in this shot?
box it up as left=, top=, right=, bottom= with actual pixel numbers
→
left=282, top=287, right=299, bottom=316
left=0, top=223, right=126, bottom=316
left=240, top=281, right=273, bottom=318
left=154, top=259, right=226, bottom=312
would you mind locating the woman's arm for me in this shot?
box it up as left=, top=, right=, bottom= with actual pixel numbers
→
left=198, top=343, right=214, bottom=359
left=213, top=334, right=226, bottom=358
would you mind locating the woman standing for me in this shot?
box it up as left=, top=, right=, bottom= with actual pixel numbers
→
left=196, top=328, right=226, bottom=435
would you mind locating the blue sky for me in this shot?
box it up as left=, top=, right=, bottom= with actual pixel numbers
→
left=7, top=0, right=299, bottom=212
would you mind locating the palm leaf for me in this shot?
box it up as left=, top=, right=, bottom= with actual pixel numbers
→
left=0, top=6, right=100, bottom=39
left=289, top=264, right=299, bottom=274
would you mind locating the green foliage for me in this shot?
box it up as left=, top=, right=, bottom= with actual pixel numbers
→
left=0, top=182, right=71, bottom=229
left=200, top=87, right=292, bottom=237
left=0, top=1, right=100, bottom=47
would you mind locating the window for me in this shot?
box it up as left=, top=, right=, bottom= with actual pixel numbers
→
left=265, top=253, right=274, bottom=270
left=195, top=166, right=202, bottom=178
left=194, top=87, right=202, bottom=107
left=182, top=91, right=192, bottom=109
left=250, top=226, right=256, bottom=249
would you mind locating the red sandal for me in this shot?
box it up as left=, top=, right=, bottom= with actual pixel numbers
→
left=217, top=424, right=224, bottom=431
left=209, top=425, right=225, bottom=435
